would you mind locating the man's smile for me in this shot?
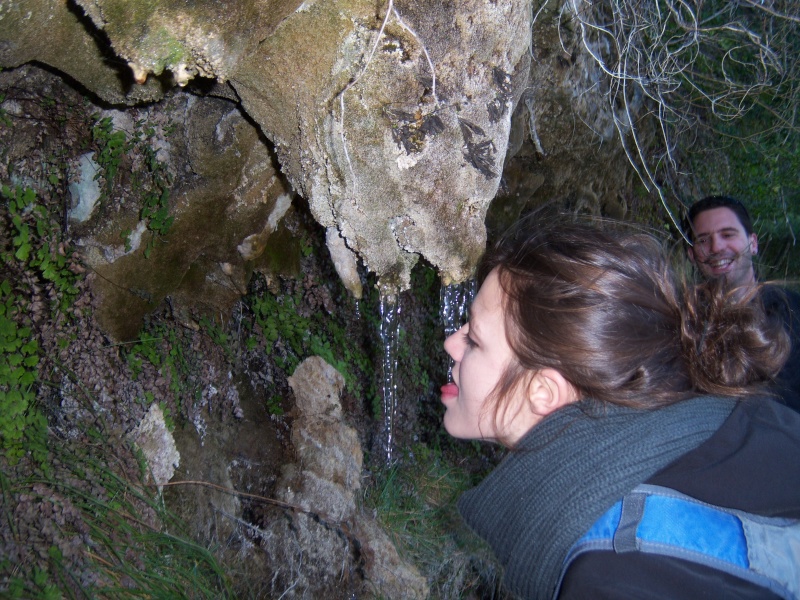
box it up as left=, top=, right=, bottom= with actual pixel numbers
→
left=702, top=256, right=734, bottom=270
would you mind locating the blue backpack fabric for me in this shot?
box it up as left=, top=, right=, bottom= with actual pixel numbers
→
left=555, top=484, right=800, bottom=600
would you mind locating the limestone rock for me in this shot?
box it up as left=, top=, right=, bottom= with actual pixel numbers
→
left=270, top=356, right=427, bottom=599
left=130, top=403, right=180, bottom=488
left=284, top=356, right=362, bottom=520
left=326, top=226, right=363, bottom=299
left=356, top=518, right=430, bottom=600
left=5, top=0, right=531, bottom=293
left=67, top=153, right=102, bottom=223
left=0, top=0, right=164, bottom=104
left=73, top=0, right=299, bottom=84
left=232, top=0, right=532, bottom=290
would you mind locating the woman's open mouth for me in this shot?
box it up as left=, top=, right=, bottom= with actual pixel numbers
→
left=440, top=382, right=458, bottom=402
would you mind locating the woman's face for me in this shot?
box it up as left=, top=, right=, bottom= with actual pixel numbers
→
left=441, top=269, right=539, bottom=445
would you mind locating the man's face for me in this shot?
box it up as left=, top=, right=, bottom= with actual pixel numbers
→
left=688, top=207, right=758, bottom=289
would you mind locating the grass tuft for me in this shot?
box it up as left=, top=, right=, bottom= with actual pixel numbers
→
left=363, top=443, right=510, bottom=600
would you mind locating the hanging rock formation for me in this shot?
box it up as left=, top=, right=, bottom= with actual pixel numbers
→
left=229, top=0, right=531, bottom=293
left=1, top=0, right=532, bottom=298
left=0, top=0, right=164, bottom=104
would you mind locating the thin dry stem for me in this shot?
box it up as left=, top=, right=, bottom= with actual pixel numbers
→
left=555, top=0, right=798, bottom=238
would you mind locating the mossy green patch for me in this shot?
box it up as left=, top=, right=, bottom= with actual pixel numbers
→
left=256, top=221, right=304, bottom=277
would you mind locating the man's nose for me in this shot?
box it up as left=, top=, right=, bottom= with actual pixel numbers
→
left=709, top=234, right=723, bottom=253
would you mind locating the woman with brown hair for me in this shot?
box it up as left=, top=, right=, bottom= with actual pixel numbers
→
left=440, top=220, right=800, bottom=599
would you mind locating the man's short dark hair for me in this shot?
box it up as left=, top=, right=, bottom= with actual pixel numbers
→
left=685, top=195, right=753, bottom=240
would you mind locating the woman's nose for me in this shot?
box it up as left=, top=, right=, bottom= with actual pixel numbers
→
left=444, top=324, right=466, bottom=361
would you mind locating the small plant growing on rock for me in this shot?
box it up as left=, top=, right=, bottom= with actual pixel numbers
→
left=0, top=279, right=46, bottom=466
left=91, top=115, right=175, bottom=258
left=92, top=116, right=129, bottom=194
left=0, top=184, right=81, bottom=467
left=248, top=276, right=373, bottom=398
left=2, top=185, right=80, bottom=311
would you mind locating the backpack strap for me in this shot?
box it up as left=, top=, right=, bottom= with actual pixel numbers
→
left=553, top=484, right=800, bottom=600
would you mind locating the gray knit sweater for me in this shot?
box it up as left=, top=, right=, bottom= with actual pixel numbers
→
left=458, top=396, right=736, bottom=599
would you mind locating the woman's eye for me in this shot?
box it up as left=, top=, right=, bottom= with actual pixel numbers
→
left=463, top=331, right=477, bottom=348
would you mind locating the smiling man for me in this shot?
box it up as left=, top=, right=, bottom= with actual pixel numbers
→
left=686, top=195, right=800, bottom=412
left=687, top=197, right=759, bottom=291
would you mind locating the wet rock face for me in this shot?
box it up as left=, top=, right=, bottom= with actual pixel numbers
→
left=78, top=92, right=292, bottom=340
left=1, top=0, right=639, bottom=316
left=0, top=0, right=641, bottom=327
left=0, top=61, right=303, bottom=341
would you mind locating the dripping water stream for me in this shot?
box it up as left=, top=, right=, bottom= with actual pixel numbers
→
left=379, top=293, right=400, bottom=464
left=377, top=279, right=474, bottom=464
left=439, top=280, right=476, bottom=379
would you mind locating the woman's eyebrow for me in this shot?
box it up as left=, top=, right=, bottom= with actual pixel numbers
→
left=467, top=315, right=482, bottom=340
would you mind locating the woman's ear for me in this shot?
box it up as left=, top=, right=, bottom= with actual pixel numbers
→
left=527, top=368, right=578, bottom=417
left=500, top=368, right=579, bottom=446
